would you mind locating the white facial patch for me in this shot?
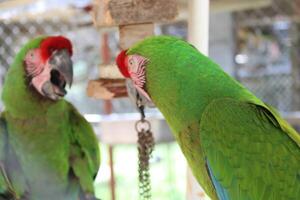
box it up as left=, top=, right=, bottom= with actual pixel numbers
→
left=25, top=49, right=44, bottom=77
left=31, top=62, right=51, bottom=95
left=127, top=55, right=151, bottom=101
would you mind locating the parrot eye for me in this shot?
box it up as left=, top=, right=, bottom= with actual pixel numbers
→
left=26, top=50, right=35, bottom=59
left=25, top=50, right=37, bottom=63
left=129, top=59, right=133, bottom=65
left=128, top=57, right=138, bottom=72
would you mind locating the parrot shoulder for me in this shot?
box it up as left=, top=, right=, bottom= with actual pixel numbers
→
left=199, top=98, right=300, bottom=200
left=67, top=102, right=100, bottom=194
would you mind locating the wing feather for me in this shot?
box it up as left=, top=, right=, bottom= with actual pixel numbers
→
left=68, top=103, right=100, bottom=194
left=200, top=98, right=300, bottom=200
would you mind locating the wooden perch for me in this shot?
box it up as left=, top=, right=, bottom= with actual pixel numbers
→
left=92, top=0, right=178, bottom=27
left=87, top=78, right=128, bottom=99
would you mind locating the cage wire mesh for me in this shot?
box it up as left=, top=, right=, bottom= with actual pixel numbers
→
left=233, top=0, right=300, bottom=112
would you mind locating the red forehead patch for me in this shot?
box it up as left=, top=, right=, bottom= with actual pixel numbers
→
left=116, top=50, right=130, bottom=78
left=40, top=36, right=73, bottom=61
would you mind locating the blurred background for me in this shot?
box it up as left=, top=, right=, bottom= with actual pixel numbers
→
left=1, top=0, right=300, bottom=199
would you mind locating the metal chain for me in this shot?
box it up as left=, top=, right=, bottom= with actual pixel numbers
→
left=135, top=94, right=155, bottom=200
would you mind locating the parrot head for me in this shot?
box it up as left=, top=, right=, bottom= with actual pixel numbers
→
left=116, top=50, right=151, bottom=101
left=116, top=36, right=191, bottom=107
left=24, top=36, right=73, bottom=101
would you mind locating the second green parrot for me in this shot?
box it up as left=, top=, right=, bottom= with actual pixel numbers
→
left=116, top=35, right=300, bottom=200
left=0, top=36, right=100, bottom=200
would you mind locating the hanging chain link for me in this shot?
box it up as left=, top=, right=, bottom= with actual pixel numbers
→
left=135, top=95, right=155, bottom=200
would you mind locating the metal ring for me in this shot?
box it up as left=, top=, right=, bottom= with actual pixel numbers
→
left=135, top=119, right=151, bottom=132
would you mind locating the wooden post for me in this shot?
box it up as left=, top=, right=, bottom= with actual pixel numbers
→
left=188, top=0, right=209, bottom=54
left=108, top=146, right=116, bottom=200
left=101, top=33, right=117, bottom=200
left=187, top=0, right=210, bottom=199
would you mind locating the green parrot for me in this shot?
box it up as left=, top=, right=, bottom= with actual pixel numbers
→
left=116, top=35, right=300, bottom=200
left=0, top=36, right=100, bottom=200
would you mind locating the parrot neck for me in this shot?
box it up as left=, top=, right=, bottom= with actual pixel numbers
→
left=2, top=41, right=66, bottom=118
left=145, top=54, right=256, bottom=134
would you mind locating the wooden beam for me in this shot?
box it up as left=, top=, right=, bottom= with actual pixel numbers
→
left=92, top=0, right=178, bottom=27
left=87, top=79, right=128, bottom=100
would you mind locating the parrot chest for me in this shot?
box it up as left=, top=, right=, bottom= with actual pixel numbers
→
left=5, top=111, right=72, bottom=198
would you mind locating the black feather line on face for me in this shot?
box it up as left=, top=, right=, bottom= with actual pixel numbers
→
left=23, top=60, right=33, bottom=84
left=127, top=55, right=152, bottom=101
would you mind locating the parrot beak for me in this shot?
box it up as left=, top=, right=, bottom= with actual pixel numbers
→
left=49, top=49, right=73, bottom=88
left=41, top=49, right=73, bottom=100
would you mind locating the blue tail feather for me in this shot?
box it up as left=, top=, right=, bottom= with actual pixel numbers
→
left=206, top=161, right=230, bottom=200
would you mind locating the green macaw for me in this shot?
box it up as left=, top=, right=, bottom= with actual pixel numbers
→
left=116, top=35, right=300, bottom=200
left=0, top=36, right=100, bottom=200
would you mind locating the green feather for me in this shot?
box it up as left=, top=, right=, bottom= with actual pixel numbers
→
left=68, top=102, right=100, bottom=193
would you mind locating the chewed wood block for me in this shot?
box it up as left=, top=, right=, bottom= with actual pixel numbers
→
left=92, top=0, right=178, bottom=27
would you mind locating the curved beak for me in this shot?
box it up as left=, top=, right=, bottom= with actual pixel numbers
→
left=49, top=49, right=73, bottom=87
left=41, top=49, right=73, bottom=100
